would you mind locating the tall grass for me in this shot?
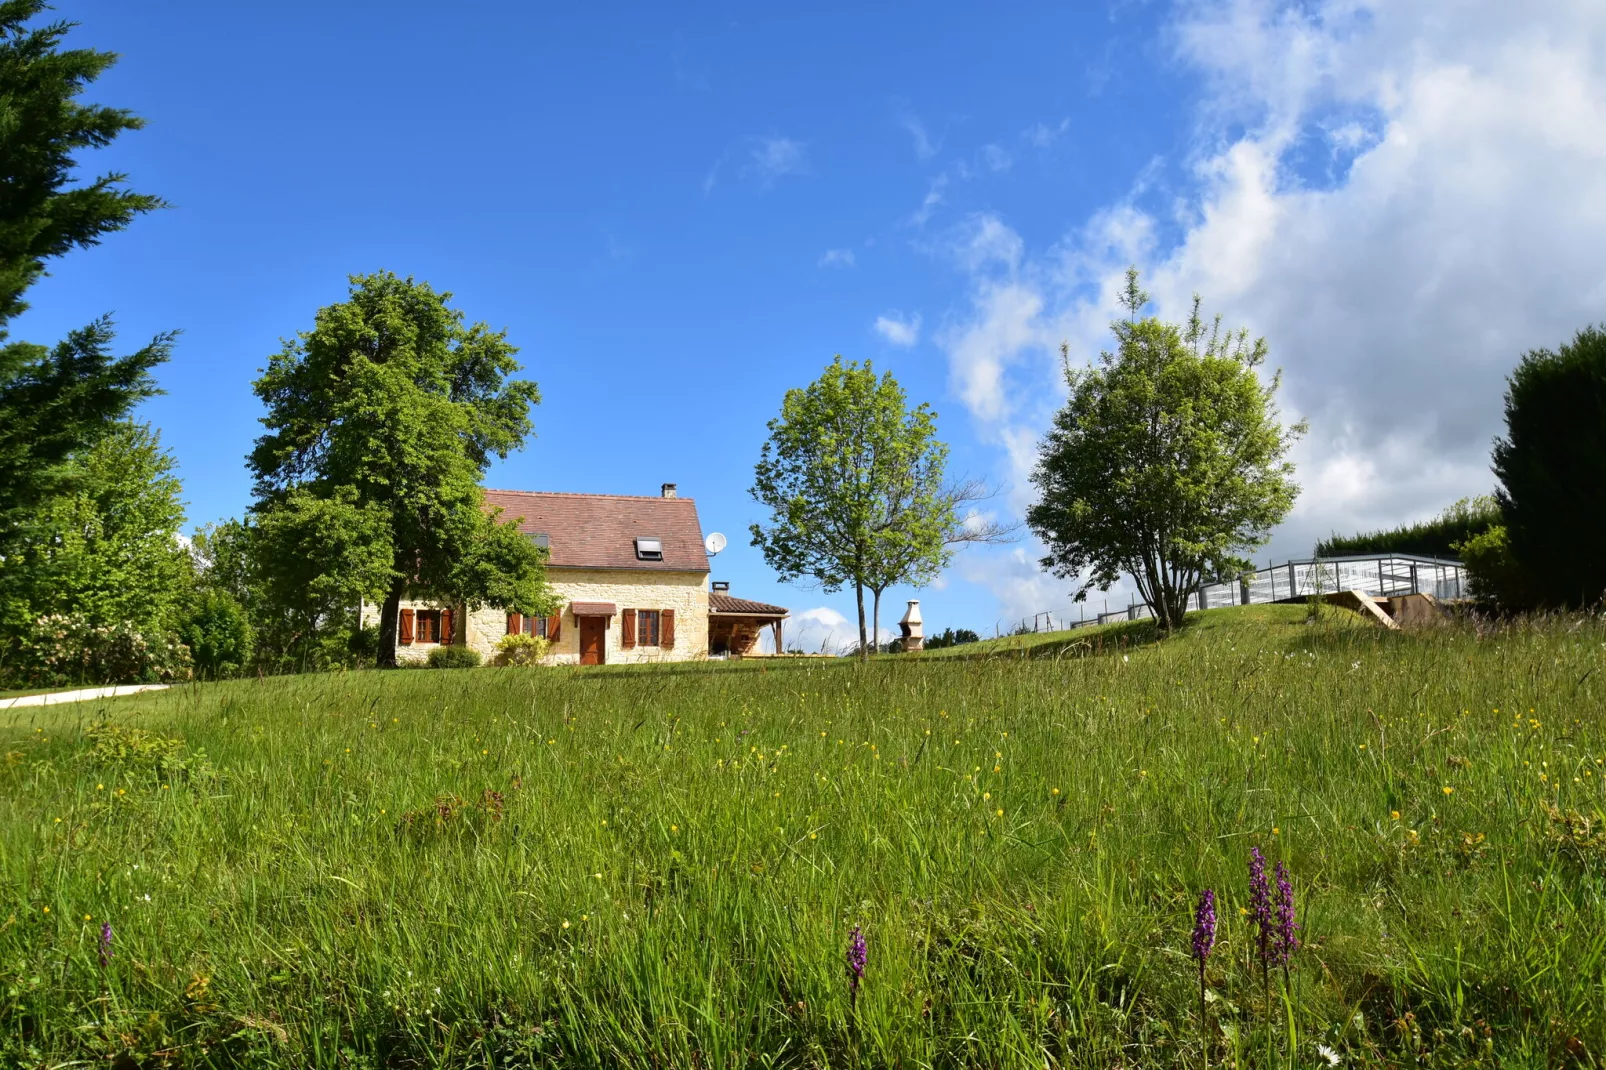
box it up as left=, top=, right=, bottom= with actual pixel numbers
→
left=3, top=606, right=1604, bottom=1067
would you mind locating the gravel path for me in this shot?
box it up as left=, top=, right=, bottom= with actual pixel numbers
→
left=0, top=684, right=170, bottom=710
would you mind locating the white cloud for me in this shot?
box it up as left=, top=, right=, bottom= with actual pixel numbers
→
left=1024, top=118, right=1070, bottom=148
left=900, top=112, right=939, bottom=160
left=701, top=158, right=724, bottom=197
left=818, top=248, right=856, bottom=268
left=873, top=311, right=923, bottom=347
left=911, top=173, right=949, bottom=226
left=781, top=607, right=850, bottom=655
left=937, top=0, right=1606, bottom=616
left=746, top=136, right=808, bottom=184
left=705, top=137, right=809, bottom=194
left=777, top=606, right=893, bottom=656
left=981, top=143, right=1014, bottom=172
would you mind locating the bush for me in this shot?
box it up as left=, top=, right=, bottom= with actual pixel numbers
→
left=346, top=623, right=380, bottom=668
left=494, top=633, right=549, bottom=666
left=179, top=590, right=254, bottom=679
left=84, top=722, right=215, bottom=782
left=29, top=614, right=191, bottom=686
left=1455, top=525, right=1537, bottom=611
left=427, top=645, right=482, bottom=669
left=1492, top=325, right=1606, bottom=609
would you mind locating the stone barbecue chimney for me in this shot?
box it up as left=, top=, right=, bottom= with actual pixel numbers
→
left=898, top=599, right=924, bottom=651
left=661, top=483, right=677, bottom=498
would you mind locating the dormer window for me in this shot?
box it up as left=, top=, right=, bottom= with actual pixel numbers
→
left=634, top=537, right=663, bottom=561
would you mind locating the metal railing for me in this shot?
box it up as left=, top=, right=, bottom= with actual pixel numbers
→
left=1010, top=553, right=1467, bottom=633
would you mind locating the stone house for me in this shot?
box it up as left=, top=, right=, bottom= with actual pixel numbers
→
left=373, top=483, right=788, bottom=665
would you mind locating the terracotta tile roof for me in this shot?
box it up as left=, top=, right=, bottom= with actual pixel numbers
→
left=569, top=601, right=617, bottom=616
left=483, top=489, right=710, bottom=573
left=709, top=592, right=789, bottom=617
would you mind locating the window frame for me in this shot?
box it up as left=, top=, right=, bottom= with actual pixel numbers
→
left=521, top=615, right=548, bottom=639
left=637, top=609, right=661, bottom=647
left=416, top=609, right=442, bottom=644
left=634, top=537, right=664, bottom=561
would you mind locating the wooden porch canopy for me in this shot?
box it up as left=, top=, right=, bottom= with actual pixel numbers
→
left=709, top=591, right=789, bottom=655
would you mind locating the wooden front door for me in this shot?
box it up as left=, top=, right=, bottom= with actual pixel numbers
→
left=579, top=617, right=606, bottom=665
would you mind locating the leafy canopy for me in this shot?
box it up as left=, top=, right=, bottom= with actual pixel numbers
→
left=248, top=272, right=549, bottom=665
left=1028, top=269, right=1303, bottom=632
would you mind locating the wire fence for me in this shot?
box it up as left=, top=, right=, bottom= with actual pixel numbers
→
left=1005, top=553, right=1468, bottom=634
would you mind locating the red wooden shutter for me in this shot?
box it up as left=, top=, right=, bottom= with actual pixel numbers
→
left=399, top=608, right=415, bottom=645
left=621, top=609, right=636, bottom=649
left=506, top=612, right=521, bottom=635
left=661, top=609, right=675, bottom=649
left=547, top=614, right=562, bottom=642
left=440, top=608, right=454, bottom=646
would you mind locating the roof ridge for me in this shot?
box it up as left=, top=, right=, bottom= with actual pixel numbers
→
left=485, top=488, right=697, bottom=503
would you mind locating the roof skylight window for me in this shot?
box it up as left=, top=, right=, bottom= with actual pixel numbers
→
left=635, top=537, right=663, bottom=561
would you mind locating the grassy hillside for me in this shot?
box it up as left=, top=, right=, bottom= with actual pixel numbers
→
left=915, top=603, right=1366, bottom=660
left=3, top=608, right=1604, bottom=1067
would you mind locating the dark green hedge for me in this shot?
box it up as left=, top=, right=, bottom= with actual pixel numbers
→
left=1314, top=496, right=1498, bottom=559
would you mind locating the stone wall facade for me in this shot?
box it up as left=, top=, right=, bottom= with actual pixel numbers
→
left=368, top=567, right=710, bottom=666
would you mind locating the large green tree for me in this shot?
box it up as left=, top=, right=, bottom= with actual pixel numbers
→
left=0, top=421, right=192, bottom=683
left=0, top=1, right=169, bottom=523
left=1491, top=325, right=1606, bottom=609
left=1028, top=270, right=1303, bottom=632
left=750, top=357, right=995, bottom=658
left=248, top=272, right=550, bottom=668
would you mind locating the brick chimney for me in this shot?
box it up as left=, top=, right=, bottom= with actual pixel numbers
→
left=661, top=483, right=678, bottom=498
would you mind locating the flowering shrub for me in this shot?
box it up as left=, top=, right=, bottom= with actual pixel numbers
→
left=494, top=633, right=549, bottom=667
left=29, top=615, right=191, bottom=685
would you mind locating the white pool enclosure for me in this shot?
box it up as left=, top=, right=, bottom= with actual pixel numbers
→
left=1042, top=553, right=1468, bottom=631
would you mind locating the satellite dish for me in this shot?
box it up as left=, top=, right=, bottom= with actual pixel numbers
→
left=705, top=531, right=727, bottom=556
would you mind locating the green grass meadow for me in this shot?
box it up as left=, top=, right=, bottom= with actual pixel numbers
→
left=4, top=606, right=1605, bottom=1067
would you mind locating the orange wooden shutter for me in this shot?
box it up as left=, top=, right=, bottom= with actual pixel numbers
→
left=621, top=609, right=636, bottom=649
left=440, top=608, right=454, bottom=645
left=547, top=614, right=562, bottom=642
left=661, top=609, right=675, bottom=649
left=399, top=608, right=415, bottom=644
left=506, top=612, right=520, bottom=635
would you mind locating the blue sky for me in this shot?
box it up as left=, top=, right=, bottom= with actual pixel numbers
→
left=16, top=1, right=1606, bottom=651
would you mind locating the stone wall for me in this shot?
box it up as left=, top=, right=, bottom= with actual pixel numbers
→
left=371, top=568, right=710, bottom=666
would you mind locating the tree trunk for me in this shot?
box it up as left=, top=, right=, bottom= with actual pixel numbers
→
left=872, top=588, right=882, bottom=655
left=1142, top=560, right=1183, bottom=633
left=377, top=583, right=404, bottom=669
left=855, top=580, right=869, bottom=661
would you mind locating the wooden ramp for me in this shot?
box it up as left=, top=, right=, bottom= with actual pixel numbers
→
left=1325, top=590, right=1398, bottom=629
left=1323, top=590, right=1443, bottom=629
